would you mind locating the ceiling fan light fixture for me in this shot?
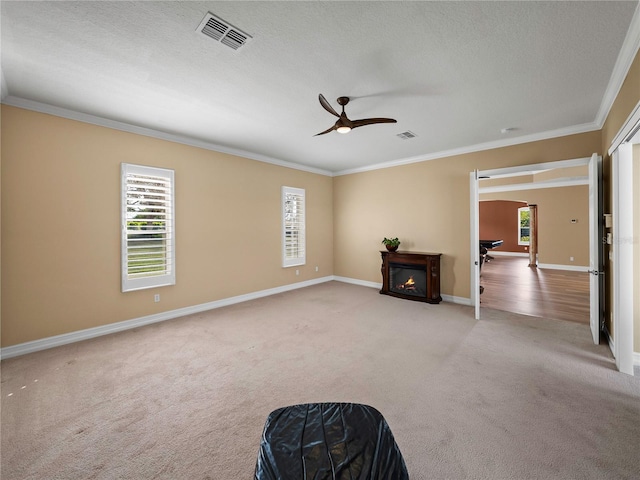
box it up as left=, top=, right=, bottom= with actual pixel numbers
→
left=315, top=94, right=396, bottom=137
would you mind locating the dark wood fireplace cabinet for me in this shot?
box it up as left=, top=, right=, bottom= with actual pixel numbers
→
left=380, top=251, right=442, bottom=304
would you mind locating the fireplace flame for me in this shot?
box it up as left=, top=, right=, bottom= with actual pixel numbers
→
left=395, top=276, right=417, bottom=291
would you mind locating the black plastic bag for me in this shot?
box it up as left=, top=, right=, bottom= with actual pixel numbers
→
left=255, top=403, right=409, bottom=479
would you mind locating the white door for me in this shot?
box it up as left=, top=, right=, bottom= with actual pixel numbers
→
left=588, top=153, right=602, bottom=345
left=612, top=144, right=634, bottom=375
left=470, top=170, right=480, bottom=320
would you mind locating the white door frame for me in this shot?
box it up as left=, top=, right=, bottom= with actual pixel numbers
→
left=588, top=153, right=603, bottom=345
left=608, top=100, right=639, bottom=376
left=470, top=156, right=599, bottom=332
left=611, top=144, right=634, bottom=375
left=470, top=170, right=480, bottom=320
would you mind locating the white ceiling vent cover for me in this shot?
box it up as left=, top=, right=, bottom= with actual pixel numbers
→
left=397, top=131, right=417, bottom=140
left=197, top=13, right=252, bottom=50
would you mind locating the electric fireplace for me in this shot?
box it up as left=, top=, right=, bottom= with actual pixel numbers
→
left=390, top=264, right=428, bottom=298
left=380, top=251, right=441, bottom=303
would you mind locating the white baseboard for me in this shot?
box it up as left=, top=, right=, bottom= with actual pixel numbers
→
left=442, top=294, right=472, bottom=306
left=489, top=251, right=529, bottom=257
left=634, top=352, right=640, bottom=369
left=332, top=276, right=472, bottom=306
left=537, top=263, right=589, bottom=272
left=0, top=276, right=334, bottom=360
left=333, top=276, right=382, bottom=290
left=485, top=253, right=589, bottom=272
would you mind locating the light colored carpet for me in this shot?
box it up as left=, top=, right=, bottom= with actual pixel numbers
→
left=1, top=281, right=639, bottom=479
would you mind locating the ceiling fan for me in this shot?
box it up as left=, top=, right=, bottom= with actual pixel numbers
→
left=315, top=94, right=397, bottom=136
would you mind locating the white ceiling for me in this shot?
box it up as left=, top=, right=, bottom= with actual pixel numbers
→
left=1, top=1, right=639, bottom=175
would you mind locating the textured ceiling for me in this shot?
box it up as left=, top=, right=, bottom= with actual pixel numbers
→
left=1, top=1, right=639, bottom=175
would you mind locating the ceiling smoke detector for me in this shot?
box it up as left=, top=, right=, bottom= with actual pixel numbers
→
left=397, top=131, right=417, bottom=140
left=196, top=13, right=252, bottom=50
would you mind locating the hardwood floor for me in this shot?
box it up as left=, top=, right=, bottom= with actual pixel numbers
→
left=480, top=256, right=590, bottom=324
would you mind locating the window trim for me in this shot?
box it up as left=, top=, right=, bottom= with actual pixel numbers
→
left=518, top=206, right=530, bottom=246
left=282, top=186, right=306, bottom=268
left=121, top=163, right=175, bottom=292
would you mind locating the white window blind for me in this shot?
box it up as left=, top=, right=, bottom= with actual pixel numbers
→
left=282, top=186, right=306, bottom=267
left=121, top=163, right=175, bottom=292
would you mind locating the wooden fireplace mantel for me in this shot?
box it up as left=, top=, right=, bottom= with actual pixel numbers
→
left=380, top=250, right=442, bottom=304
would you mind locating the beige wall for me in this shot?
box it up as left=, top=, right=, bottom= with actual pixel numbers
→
left=333, top=132, right=601, bottom=300
left=480, top=186, right=590, bottom=266
left=2, top=48, right=638, bottom=350
left=601, top=50, right=640, bottom=156
left=1, top=106, right=334, bottom=346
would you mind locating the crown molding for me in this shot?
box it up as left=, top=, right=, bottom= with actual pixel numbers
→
left=333, top=122, right=600, bottom=176
left=608, top=100, right=640, bottom=154
left=336, top=2, right=640, bottom=177
left=595, top=1, right=640, bottom=127
left=0, top=95, right=606, bottom=179
left=1, top=96, right=334, bottom=177
left=2, top=5, right=638, bottom=179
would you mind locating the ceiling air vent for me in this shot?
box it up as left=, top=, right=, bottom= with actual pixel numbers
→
left=196, top=13, right=252, bottom=51
left=397, top=131, right=417, bottom=140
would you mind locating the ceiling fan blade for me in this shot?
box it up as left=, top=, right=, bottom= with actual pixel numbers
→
left=314, top=125, right=336, bottom=136
left=319, top=94, right=340, bottom=117
left=351, top=118, right=397, bottom=129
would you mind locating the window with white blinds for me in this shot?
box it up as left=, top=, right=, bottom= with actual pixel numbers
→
left=121, top=163, right=175, bottom=292
left=518, top=206, right=530, bottom=246
left=282, top=186, right=306, bottom=267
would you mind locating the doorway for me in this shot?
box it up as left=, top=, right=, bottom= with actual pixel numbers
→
left=478, top=198, right=590, bottom=324
left=469, top=155, right=602, bottom=345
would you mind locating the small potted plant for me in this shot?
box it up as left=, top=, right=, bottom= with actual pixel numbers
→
left=382, top=237, right=401, bottom=252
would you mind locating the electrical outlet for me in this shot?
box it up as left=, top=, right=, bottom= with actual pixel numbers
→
left=570, top=257, right=574, bottom=262
left=315, top=266, right=319, bottom=272
left=295, top=269, right=299, bottom=276
left=154, top=294, right=160, bottom=302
